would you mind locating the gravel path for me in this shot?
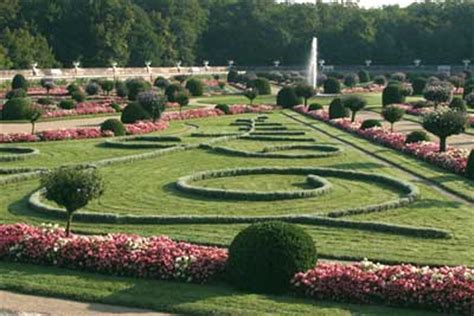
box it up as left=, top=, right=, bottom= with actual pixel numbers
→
left=0, top=290, right=170, bottom=316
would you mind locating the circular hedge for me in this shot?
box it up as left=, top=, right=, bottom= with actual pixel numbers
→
left=0, top=146, right=39, bottom=162
left=227, top=221, right=317, bottom=294
left=103, top=136, right=182, bottom=149
left=207, top=144, right=342, bottom=159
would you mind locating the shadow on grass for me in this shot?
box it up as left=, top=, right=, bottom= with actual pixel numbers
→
left=324, top=162, right=384, bottom=170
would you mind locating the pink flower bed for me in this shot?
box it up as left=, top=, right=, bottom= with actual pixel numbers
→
left=292, top=260, right=474, bottom=315
left=0, top=224, right=227, bottom=283
left=125, top=120, right=169, bottom=135
left=42, top=101, right=120, bottom=118
left=294, top=105, right=469, bottom=174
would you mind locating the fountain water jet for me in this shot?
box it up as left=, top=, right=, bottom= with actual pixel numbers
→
left=308, top=37, right=318, bottom=90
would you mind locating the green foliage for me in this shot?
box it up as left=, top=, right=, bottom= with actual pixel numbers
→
left=423, top=82, right=453, bottom=106
left=323, top=78, right=341, bottom=94
left=308, top=103, right=323, bottom=111
left=360, top=119, right=382, bottom=130
left=5, top=88, right=27, bottom=100
left=85, top=82, right=100, bottom=96
left=37, top=97, right=53, bottom=105
left=277, top=86, right=301, bottom=108
left=110, top=103, right=121, bottom=112
left=405, top=131, right=430, bottom=144
left=228, top=221, right=317, bottom=294
left=422, top=109, right=467, bottom=152
left=329, top=97, right=349, bottom=120
left=71, top=90, right=86, bottom=103
left=126, top=79, right=151, bottom=101
left=185, top=78, right=204, bottom=96
left=358, top=70, right=370, bottom=83
left=250, top=78, right=271, bottom=95
left=115, top=81, right=128, bottom=98
left=465, top=93, right=474, bottom=108
left=41, top=167, right=104, bottom=236
left=58, top=100, right=75, bottom=110
left=382, top=84, right=405, bottom=106
left=100, top=118, right=125, bottom=136
left=11, top=74, right=28, bottom=90
left=343, top=73, right=359, bottom=88
left=382, top=105, right=405, bottom=132
left=137, top=91, right=166, bottom=122
left=1, top=97, right=31, bottom=120
left=466, top=150, right=474, bottom=180
left=121, top=102, right=150, bottom=124
left=175, top=92, right=189, bottom=112
left=390, top=72, right=406, bottom=82
left=227, top=70, right=238, bottom=83
left=215, top=103, right=230, bottom=114
left=165, top=83, right=185, bottom=103
left=449, top=97, right=467, bottom=112
left=99, top=80, right=114, bottom=95
left=40, top=78, right=55, bottom=93
left=295, top=84, right=314, bottom=106
left=373, top=75, right=387, bottom=86
left=67, top=83, right=80, bottom=95
left=243, top=88, right=258, bottom=105
left=412, top=77, right=427, bottom=95
left=342, top=95, right=367, bottom=122
left=154, top=76, right=170, bottom=89
left=463, top=84, right=474, bottom=99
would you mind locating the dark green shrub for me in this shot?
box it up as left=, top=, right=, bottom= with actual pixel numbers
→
left=343, top=73, right=359, bottom=88
left=215, top=103, right=230, bottom=114
left=381, top=105, right=405, bottom=132
left=295, top=84, right=315, bottom=106
left=126, top=79, right=151, bottom=101
left=250, top=78, right=271, bottom=95
left=462, top=84, right=474, bottom=99
left=423, top=82, right=453, bottom=107
left=99, top=80, right=114, bottom=95
left=41, top=166, right=104, bottom=236
left=308, top=103, right=323, bottom=111
left=412, top=77, right=427, bottom=95
left=58, top=100, right=75, bottom=110
left=37, top=97, right=54, bottom=105
left=1, top=98, right=31, bottom=120
left=422, top=109, right=467, bottom=152
left=390, top=72, right=406, bottom=82
left=6, top=88, right=27, bottom=100
left=67, top=83, right=80, bottom=95
left=244, top=88, right=258, bottom=105
left=115, top=81, right=128, bottom=98
left=277, top=86, right=301, bottom=108
left=405, top=130, right=430, bottom=144
left=465, top=93, right=474, bottom=108
left=110, top=103, right=121, bottom=112
left=358, top=70, right=370, bottom=83
left=71, top=90, right=86, bottom=103
left=449, top=97, right=467, bottom=112
left=323, top=78, right=341, bottom=94
left=411, top=100, right=431, bottom=109
left=373, top=75, right=387, bottom=86
left=382, top=84, right=405, bottom=106
left=227, top=70, right=238, bottom=83
left=173, top=75, right=188, bottom=84
left=120, top=102, right=150, bottom=124
left=448, top=75, right=464, bottom=88
left=40, top=78, right=55, bottom=94
left=227, top=221, right=317, bottom=294
left=175, top=92, right=189, bottom=113
left=185, top=78, right=204, bottom=96
left=329, top=97, right=349, bottom=119
left=11, top=74, right=28, bottom=90
left=154, top=76, right=170, bottom=89
left=466, top=150, right=474, bottom=180
left=137, top=91, right=166, bottom=122
left=342, top=95, right=367, bottom=122
left=100, top=118, right=125, bottom=136
left=165, top=83, right=185, bottom=103
left=85, top=82, right=100, bottom=95
left=360, top=119, right=382, bottom=130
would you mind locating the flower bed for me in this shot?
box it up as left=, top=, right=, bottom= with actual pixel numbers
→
left=0, top=223, right=227, bottom=283
left=293, top=105, right=469, bottom=175
left=292, top=260, right=474, bottom=315
left=42, top=101, right=122, bottom=118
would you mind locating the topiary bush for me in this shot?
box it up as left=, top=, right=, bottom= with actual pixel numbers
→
left=423, top=82, right=453, bottom=108
left=422, top=109, right=467, bottom=152
left=382, top=84, right=405, bottom=106
left=323, top=78, right=341, bottom=94
left=463, top=84, right=474, bottom=99
left=37, top=97, right=54, bottom=105
left=250, top=78, right=271, bottom=95
left=165, top=83, right=185, bottom=103
left=390, top=72, right=406, bottom=82
left=342, top=95, right=367, bottom=122
left=120, top=102, right=150, bottom=124
left=412, top=77, right=427, bottom=95
left=295, top=84, right=315, bottom=106
left=6, top=88, right=27, bottom=100
left=12, top=74, right=28, bottom=90
left=227, top=221, right=317, bottom=294
left=154, top=76, right=170, bottom=90
left=110, top=103, right=121, bottom=112
left=360, top=119, right=382, bottom=130
left=277, top=86, right=301, bottom=108
left=67, top=83, right=80, bottom=95
left=373, top=75, right=387, bottom=86
left=137, top=91, right=166, bottom=122
left=464, top=92, right=474, bottom=108
left=343, top=73, right=359, bottom=88
left=40, top=78, right=55, bottom=94
left=449, top=97, right=467, bottom=112
left=185, top=78, right=204, bottom=96
left=308, top=103, right=323, bottom=111
left=71, top=90, right=86, bottom=103
left=100, top=118, right=125, bottom=136
left=1, top=98, right=32, bottom=120
left=358, top=70, right=370, bottom=83
left=126, top=79, right=151, bottom=101
left=329, top=97, right=349, bottom=119
left=58, top=100, right=76, bottom=110
left=215, top=103, right=230, bottom=114
left=466, top=150, right=474, bottom=180
left=99, top=80, right=114, bottom=95
left=227, top=70, right=238, bottom=83
left=381, top=105, right=405, bottom=132
left=85, top=82, right=100, bottom=95
left=405, top=130, right=430, bottom=144
left=115, top=80, right=128, bottom=98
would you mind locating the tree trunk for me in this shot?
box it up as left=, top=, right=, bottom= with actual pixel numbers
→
left=179, top=106, right=182, bottom=118
left=65, top=211, right=73, bottom=237
left=304, top=98, right=308, bottom=106
left=31, top=122, right=35, bottom=134
left=351, top=111, right=356, bottom=122
left=250, top=99, right=253, bottom=106
left=439, top=137, right=447, bottom=152
left=390, top=123, right=394, bottom=133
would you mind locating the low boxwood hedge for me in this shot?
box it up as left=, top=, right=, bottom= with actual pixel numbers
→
left=206, top=144, right=342, bottom=159
left=241, top=135, right=315, bottom=142
left=0, top=146, right=40, bottom=162
left=103, top=136, right=182, bottom=149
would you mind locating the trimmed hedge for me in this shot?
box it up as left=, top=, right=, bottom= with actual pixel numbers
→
left=191, top=132, right=241, bottom=138
left=241, top=135, right=315, bottom=142
left=100, top=119, right=125, bottom=136
left=103, top=136, right=182, bottom=149
left=205, top=144, right=342, bottom=159
left=250, top=131, right=306, bottom=136
left=0, top=146, right=39, bottom=162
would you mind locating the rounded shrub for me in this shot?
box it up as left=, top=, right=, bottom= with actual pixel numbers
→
left=373, top=75, right=387, bottom=86
left=465, top=92, right=474, bottom=108
left=100, top=118, right=126, bottom=136
left=85, top=82, right=100, bottom=96
left=37, top=97, right=54, bottom=105
left=342, top=95, right=367, bottom=122
left=154, top=76, right=170, bottom=90
left=67, top=83, right=80, bottom=95
left=71, top=90, right=86, bottom=103
left=126, top=79, right=151, bottom=101
left=110, top=103, right=121, bottom=112
left=449, top=97, right=467, bottom=112
left=308, top=103, right=323, bottom=111
left=99, top=80, right=114, bottom=95
left=115, top=81, right=128, bottom=98
left=390, top=72, right=406, bottom=82
left=343, top=73, right=359, bottom=88
left=360, top=119, right=382, bottom=130
left=405, top=130, right=430, bottom=144
left=185, top=78, right=204, bottom=96
left=1, top=98, right=32, bottom=120
left=466, top=150, right=474, bottom=180
left=358, top=70, right=370, bottom=83
left=323, top=78, right=341, bottom=94
left=463, top=84, right=474, bottom=99
left=58, top=100, right=76, bottom=110
left=215, top=103, right=230, bottom=114
left=277, top=86, right=301, bottom=108
left=227, top=70, right=239, bottom=83
left=165, top=83, right=185, bottom=103
left=329, top=97, right=349, bottom=119
left=412, top=77, right=427, bottom=95
left=251, top=78, right=271, bottom=95
left=227, top=221, right=317, bottom=294
left=382, top=84, right=405, bottom=106
left=423, top=82, right=453, bottom=106
left=12, top=74, right=28, bottom=90
left=6, top=88, right=27, bottom=100
left=448, top=75, right=464, bottom=88
left=422, top=109, right=467, bottom=152
left=120, top=102, right=150, bottom=124
left=381, top=105, right=405, bottom=132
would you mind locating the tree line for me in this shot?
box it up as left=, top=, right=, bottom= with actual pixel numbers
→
left=0, top=0, right=472, bottom=69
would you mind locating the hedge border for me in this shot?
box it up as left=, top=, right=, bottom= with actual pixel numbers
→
left=241, top=135, right=315, bottom=142
left=0, top=146, right=40, bottom=162
left=250, top=131, right=307, bottom=136
left=191, top=132, right=241, bottom=138
left=103, top=136, right=182, bottom=149
left=204, top=144, right=343, bottom=159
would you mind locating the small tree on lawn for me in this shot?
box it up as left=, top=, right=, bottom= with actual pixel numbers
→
left=295, top=84, right=315, bottom=106
left=100, top=80, right=115, bottom=95
left=382, top=105, right=405, bottom=132
left=41, top=167, right=104, bottom=236
left=342, top=95, right=367, bottom=122
left=423, top=82, right=453, bottom=109
left=40, top=78, right=55, bottom=95
left=26, top=106, right=42, bottom=134
left=137, top=91, right=166, bottom=122
left=244, top=88, right=258, bottom=106
left=422, top=109, right=467, bottom=152
left=175, top=91, right=189, bottom=115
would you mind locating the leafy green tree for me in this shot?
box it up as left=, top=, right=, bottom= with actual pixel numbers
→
left=422, top=109, right=467, bottom=152
left=175, top=92, right=189, bottom=115
left=295, top=84, right=314, bottom=106
left=244, top=88, right=258, bottom=106
left=381, top=105, right=405, bottom=132
left=342, top=95, right=367, bottom=122
left=26, top=106, right=42, bottom=134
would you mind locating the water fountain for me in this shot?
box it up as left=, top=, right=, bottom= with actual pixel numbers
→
left=308, top=37, right=318, bottom=90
